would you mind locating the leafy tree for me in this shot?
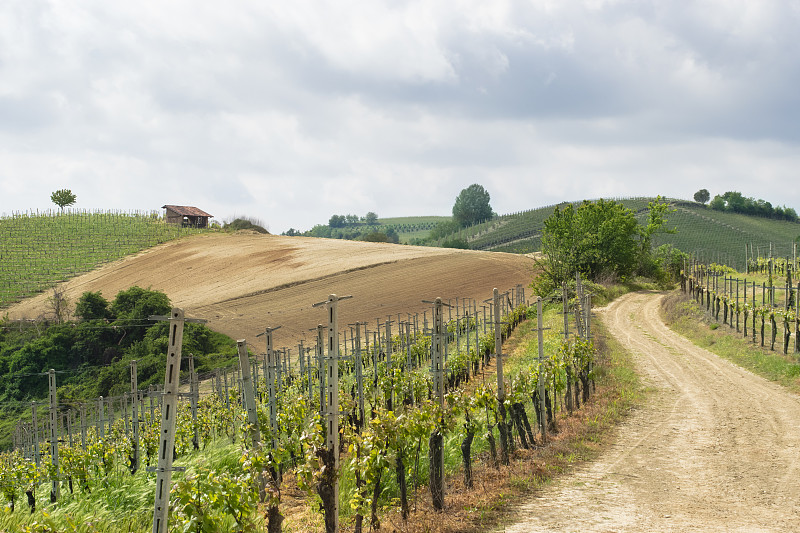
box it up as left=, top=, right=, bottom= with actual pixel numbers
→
left=640, top=196, right=677, bottom=253
left=429, top=220, right=460, bottom=240
left=452, top=184, right=493, bottom=227
left=709, top=194, right=725, bottom=210
left=693, top=189, right=710, bottom=204
left=538, top=200, right=640, bottom=290
left=110, top=286, right=170, bottom=322
left=75, top=291, right=111, bottom=320
left=365, top=212, right=378, bottom=225
left=50, top=189, right=77, bottom=211
left=707, top=191, right=798, bottom=221
left=328, top=215, right=346, bottom=228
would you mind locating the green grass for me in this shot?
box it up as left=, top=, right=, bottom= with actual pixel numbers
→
left=0, top=210, right=213, bottom=308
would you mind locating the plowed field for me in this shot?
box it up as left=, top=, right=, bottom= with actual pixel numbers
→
left=5, top=233, right=536, bottom=348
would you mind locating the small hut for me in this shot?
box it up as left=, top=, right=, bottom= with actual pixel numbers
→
left=162, top=205, right=213, bottom=228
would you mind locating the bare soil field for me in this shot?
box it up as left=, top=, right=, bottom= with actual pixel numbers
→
left=5, top=233, right=536, bottom=348
left=506, top=291, right=800, bottom=532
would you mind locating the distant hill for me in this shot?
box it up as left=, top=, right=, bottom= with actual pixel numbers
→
left=445, top=198, right=800, bottom=271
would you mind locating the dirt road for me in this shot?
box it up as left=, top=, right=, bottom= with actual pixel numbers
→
left=506, top=291, right=800, bottom=532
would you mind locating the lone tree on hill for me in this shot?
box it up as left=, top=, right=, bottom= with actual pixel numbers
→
left=693, top=189, right=710, bottom=205
left=51, top=189, right=77, bottom=211
left=452, top=184, right=493, bottom=227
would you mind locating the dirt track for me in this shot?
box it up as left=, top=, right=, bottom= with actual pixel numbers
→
left=507, top=291, right=800, bottom=532
left=6, top=233, right=536, bottom=348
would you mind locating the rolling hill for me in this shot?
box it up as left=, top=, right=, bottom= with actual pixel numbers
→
left=449, top=198, right=800, bottom=270
left=4, top=233, right=536, bottom=349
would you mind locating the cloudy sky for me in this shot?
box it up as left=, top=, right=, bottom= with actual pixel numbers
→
left=1, top=1, right=798, bottom=233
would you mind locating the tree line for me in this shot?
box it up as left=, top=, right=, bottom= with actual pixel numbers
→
left=695, top=189, right=798, bottom=222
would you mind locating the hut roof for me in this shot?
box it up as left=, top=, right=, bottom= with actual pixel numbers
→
left=162, top=205, right=213, bottom=218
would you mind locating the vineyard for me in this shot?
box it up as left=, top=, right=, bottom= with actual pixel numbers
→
left=683, top=256, right=800, bottom=355
left=0, top=279, right=601, bottom=532
left=449, top=198, right=800, bottom=269
left=0, top=210, right=212, bottom=308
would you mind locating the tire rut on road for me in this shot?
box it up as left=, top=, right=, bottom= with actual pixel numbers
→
left=506, top=291, right=800, bottom=532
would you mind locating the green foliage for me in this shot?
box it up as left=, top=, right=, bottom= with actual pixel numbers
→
left=74, top=291, right=111, bottom=321
left=361, top=230, right=399, bottom=244
left=539, top=199, right=641, bottom=287
left=223, top=217, right=268, bottom=234
left=709, top=191, right=798, bottom=222
left=452, top=184, right=493, bottom=228
left=329, top=214, right=347, bottom=228
left=0, top=287, right=237, bottom=446
left=365, top=212, right=379, bottom=225
left=428, top=220, right=460, bottom=241
left=441, top=237, right=470, bottom=249
left=640, top=196, right=677, bottom=252
left=50, top=189, right=77, bottom=210
left=693, top=189, right=710, bottom=204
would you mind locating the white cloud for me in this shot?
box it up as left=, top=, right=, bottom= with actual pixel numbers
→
left=1, top=0, right=799, bottom=230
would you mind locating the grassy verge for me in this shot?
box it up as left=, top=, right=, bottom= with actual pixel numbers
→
left=661, top=291, right=800, bottom=393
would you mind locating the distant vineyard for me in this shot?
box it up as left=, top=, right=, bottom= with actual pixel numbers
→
left=456, top=198, right=800, bottom=272
left=0, top=210, right=211, bottom=308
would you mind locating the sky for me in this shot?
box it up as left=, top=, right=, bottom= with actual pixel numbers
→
left=1, top=1, right=799, bottom=234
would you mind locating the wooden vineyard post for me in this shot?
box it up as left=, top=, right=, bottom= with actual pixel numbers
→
left=307, top=347, right=314, bottom=405
left=150, top=308, right=204, bottom=533
left=107, top=397, right=114, bottom=433
left=131, top=360, right=140, bottom=473
left=31, top=402, right=40, bottom=466
left=753, top=281, right=757, bottom=343
left=275, top=349, right=283, bottom=390
left=48, top=369, right=60, bottom=502
left=123, top=394, right=129, bottom=435
left=256, top=326, right=281, bottom=445
left=298, top=341, right=305, bottom=374
left=353, top=322, right=365, bottom=426
left=312, top=294, right=352, bottom=533
left=80, top=403, right=87, bottom=451
left=236, top=340, right=268, bottom=504
left=562, top=281, right=570, bottom=338
left=317, top=324, right=326, bottom=416
left=223, top=368, right=230, bottom=407
left=584, top=292, right=592, bottom=339
left=65, top=411, right=73, bottom=448
left=425, top=296, right=447, bottom=510
left=187, top=354, right=199, bottom=450
left=736, top=279, right=740, bottom=332
left=236, top=340, right=262, bottom=447
left=97, top=397, right=104, bottom=439
left=536, top=299, right=549, bottom=443
left=492, top=288, right=510, bottom=466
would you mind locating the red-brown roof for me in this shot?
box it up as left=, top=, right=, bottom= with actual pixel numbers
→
left=162, top=205, right=213, bottom=218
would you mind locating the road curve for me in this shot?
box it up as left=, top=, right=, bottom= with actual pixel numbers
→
left=506, top=291, right=800, bottom=532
